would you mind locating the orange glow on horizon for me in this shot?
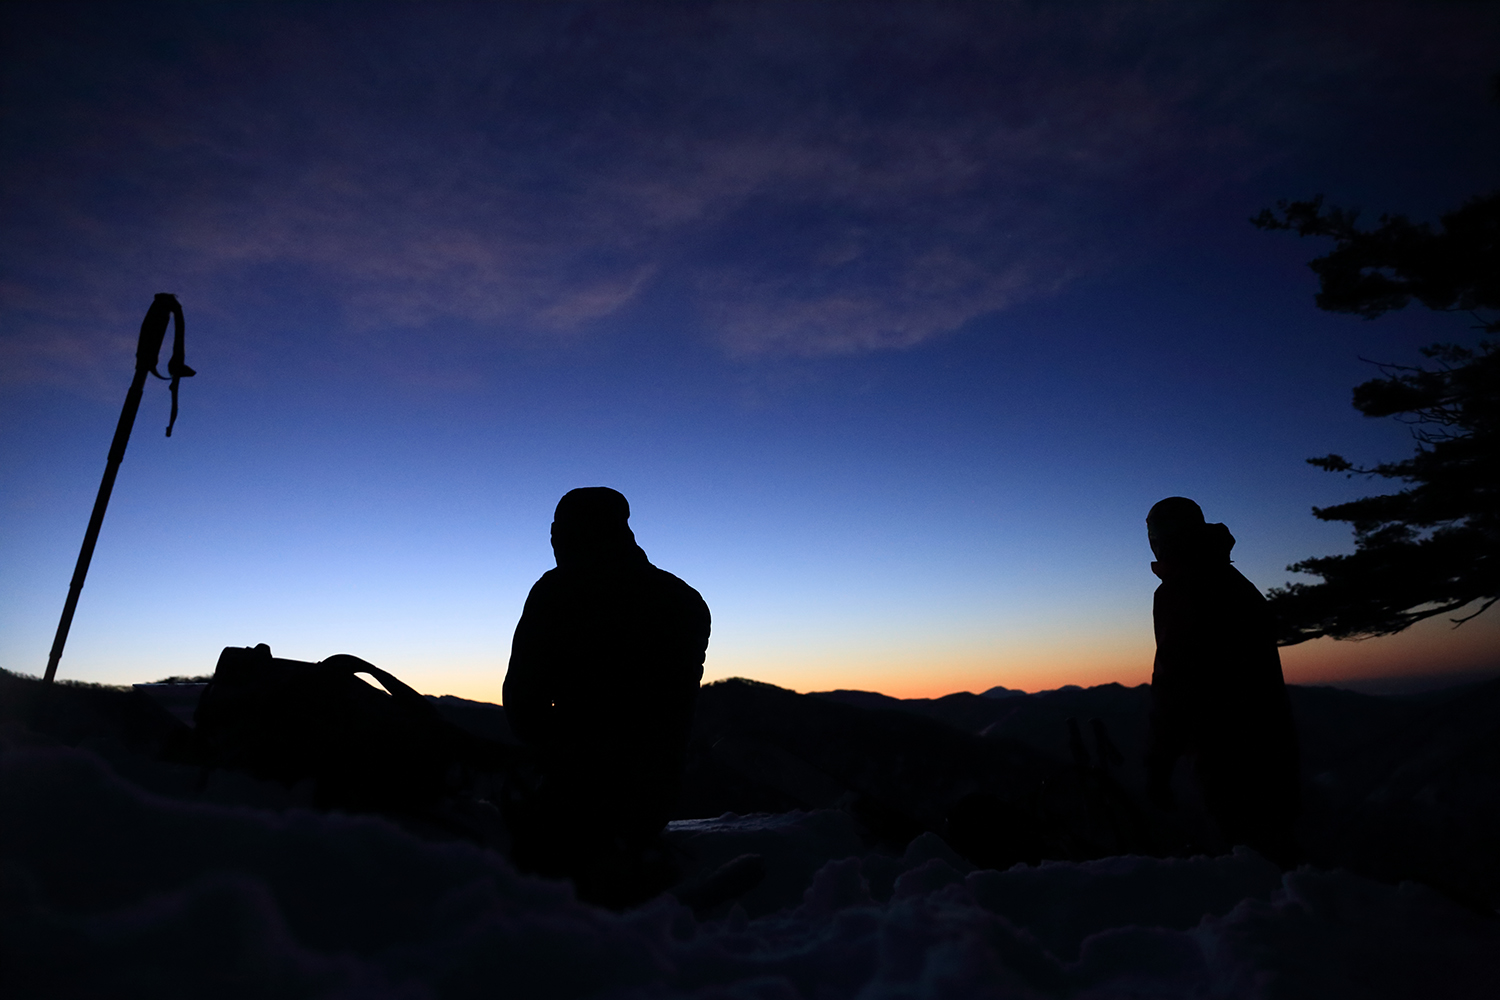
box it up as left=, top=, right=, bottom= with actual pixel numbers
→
left=699, top=634, right=1159, bottom=700
left=1277, top=608, right=1500, bottom=688
left=382, top=605, right=1497, bottom=705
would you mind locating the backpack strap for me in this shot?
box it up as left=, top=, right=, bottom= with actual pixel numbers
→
left=318, top=653, right=525, bottom=773
left=319, top=653, right=443, bottom=722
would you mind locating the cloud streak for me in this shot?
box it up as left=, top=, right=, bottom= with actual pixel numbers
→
left=3, top=1, right=1495, bottom=385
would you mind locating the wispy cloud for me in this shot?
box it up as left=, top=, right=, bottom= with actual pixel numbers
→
left=2, top=1, right=1494, bottom=386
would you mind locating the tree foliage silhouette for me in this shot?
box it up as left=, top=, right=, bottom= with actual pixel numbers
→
left=1251, top=191, right=1498, bottom=644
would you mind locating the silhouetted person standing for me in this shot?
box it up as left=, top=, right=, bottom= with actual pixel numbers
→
left=503, top=487, right=710, bottom=905
left=1144, top=497, right=1299, bottom=868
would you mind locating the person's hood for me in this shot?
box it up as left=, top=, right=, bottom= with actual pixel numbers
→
left=551, top=520, right=650, bottom=572
left=1151, top=521, right=1235, bottom=580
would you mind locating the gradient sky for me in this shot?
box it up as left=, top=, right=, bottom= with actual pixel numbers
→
left=3, top=1, right=1497, bottom=702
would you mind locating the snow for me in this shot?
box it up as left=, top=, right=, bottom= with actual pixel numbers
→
left=5, top=745, right=1498, bottom=999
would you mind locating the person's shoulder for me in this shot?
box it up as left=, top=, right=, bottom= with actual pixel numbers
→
left=645, top=563, right=698, bottom=590
left=1226, top=565, right=1268, bottom=601
left=1153, top=576, right=1192, bottom=600
left=524, top=568, right=564, bottom=599
left=645, top=564, right=708, bottom=604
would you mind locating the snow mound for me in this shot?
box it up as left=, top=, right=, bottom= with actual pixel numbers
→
left=5, top=746, right=1498, bottom=999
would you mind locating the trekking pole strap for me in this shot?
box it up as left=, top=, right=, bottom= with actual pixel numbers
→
left=137, top=293, right=195, bottom=436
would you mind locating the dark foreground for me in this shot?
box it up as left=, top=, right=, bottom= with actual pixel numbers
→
left=3, top=668, right=1498, bottom=998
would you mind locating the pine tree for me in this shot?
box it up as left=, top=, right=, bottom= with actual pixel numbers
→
left=1251, top=191, right=1498, bottom=643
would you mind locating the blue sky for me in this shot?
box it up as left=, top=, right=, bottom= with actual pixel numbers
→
left=3, top=2, right=1497, bottom=699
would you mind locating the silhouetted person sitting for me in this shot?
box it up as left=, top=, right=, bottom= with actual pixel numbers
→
left=503, top=487, right=710, bottom=906
left=1144, top=497, right=1300, bottom=868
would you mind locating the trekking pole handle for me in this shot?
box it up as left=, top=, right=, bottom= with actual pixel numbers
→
left=136, top=293, right=194, bottom=437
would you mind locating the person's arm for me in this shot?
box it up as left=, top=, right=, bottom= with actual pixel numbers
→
left=502, top=580, right=558, bottom=751
left=1146, top=586, right=1193, bottom=808
left=685, top=587, right=710, bottom=684
left=645, top=576, right=711, bottom=750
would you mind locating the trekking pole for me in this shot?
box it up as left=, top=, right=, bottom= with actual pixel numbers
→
left=43, top=293, right=194, bottom=683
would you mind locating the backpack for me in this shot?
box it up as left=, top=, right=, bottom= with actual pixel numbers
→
left=194, top=644, right=517, bottom=818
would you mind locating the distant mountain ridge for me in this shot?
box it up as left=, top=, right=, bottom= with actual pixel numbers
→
left=793, top=676, right=1500, bottom=910
left=5, top=668, right=1498, bottom=910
